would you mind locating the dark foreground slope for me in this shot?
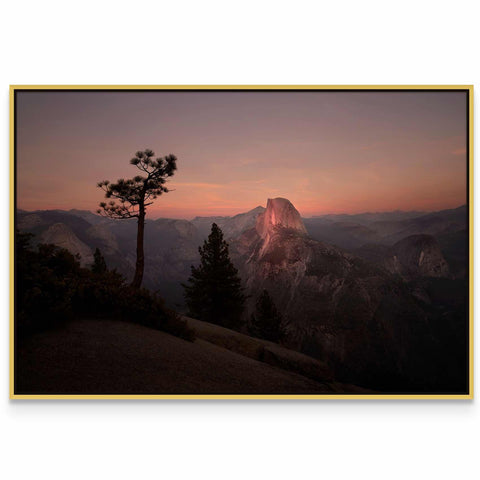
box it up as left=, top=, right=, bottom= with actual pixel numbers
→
left=16, top=318, right=355, bottom=395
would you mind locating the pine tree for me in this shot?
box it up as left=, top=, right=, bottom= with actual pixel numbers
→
left=91, top=248, right=107, bottom=274
left=183, top=223, right=245, bottom=329
left=97, top=149, right=177, bottom=289
left=250, top=289, right=284, bottom=342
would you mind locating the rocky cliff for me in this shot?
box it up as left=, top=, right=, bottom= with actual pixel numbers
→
left=40, top=223, right=94, bottom=265
left=384, top=234, right=450, bottom=280
left=231, top=198, right=461, bottom=390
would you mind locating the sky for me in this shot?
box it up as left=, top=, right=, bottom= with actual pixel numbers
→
left=16, top=90, right=468, bottom=219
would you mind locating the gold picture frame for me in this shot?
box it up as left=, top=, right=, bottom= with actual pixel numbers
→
left=10, top=85, right=474, bottom=400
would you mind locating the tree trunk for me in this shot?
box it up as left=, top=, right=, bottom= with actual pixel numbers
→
left=131, top=208, right=145, bottom=289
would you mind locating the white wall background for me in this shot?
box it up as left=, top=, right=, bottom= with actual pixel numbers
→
left=1, top=1, right=478, bottom=479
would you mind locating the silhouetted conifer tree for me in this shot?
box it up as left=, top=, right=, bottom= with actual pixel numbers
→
left=97, top=149, right=177, bottom=288
left=183, top=223, right=245, bottom=329
left=91, top=248, right=107, bottom=274
left=250, top=289, right=284, bottom=342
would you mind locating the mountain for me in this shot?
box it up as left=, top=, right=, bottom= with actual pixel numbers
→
left=17, top=210, right=94, bottom=241
left=304, top=205, right=467, bottom=250
left=302, top=210, right=426, bottom=250
left=17, top=208, right=244, bottom=308
left=230, top=198, right=467, bottom=391
left=191, top=206, right=265, bottom=240
left=304, top=205, right=467, bottom=280
left=303, top=219, right=382, bottom=249
left=85, top=223, right=120, bottom=255
left=309, top=210, right=427, bottom=224
left=354, top=234, right=450, bottom=281
left=67, top=209, right=109, bottom=225
left=383, top=234, right=450, bottom=280
left=16, top=210, right=202, bottom=306
left=40, top=223, right=94, bottom=266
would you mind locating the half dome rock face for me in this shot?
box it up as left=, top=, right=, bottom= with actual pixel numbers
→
left=256, top=198, right=307, bottom=239
left=230, top=197, right=431, bottom=387
left=384, top=234, right=449, bottom=280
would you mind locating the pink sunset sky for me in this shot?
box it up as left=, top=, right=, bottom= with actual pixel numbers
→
left=16, top=90, right=468, bottom=219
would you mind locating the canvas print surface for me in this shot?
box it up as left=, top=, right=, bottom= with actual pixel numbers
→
left=12, top=88, right=471, bottom=397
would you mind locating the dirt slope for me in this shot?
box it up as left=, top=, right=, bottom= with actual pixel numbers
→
left=184, top=316, right=334, bottom=383
left=16, top=318, right=338, bottom=395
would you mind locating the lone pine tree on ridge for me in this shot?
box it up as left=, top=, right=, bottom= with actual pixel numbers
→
left=97, top=149, right=177, bottom=289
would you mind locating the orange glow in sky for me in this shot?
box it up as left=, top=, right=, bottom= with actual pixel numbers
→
left=16, top=91, right=467, bottom=219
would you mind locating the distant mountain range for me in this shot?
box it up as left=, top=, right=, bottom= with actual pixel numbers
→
left=17, top=202, right=467, bottom=288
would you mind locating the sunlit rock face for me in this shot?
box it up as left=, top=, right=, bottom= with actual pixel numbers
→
left=231, top=197, right=428, bottom=387
left=256, top=198, right=308, bottom=239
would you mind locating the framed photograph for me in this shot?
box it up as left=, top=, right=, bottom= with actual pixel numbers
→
left=10, top=85, right=473, bottom=399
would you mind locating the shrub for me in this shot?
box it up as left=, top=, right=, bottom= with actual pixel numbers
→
left=15, top=231, right=195, bottom=342
left=16, top=233, right=80, bottom=335
left=116, top=287, right=195, bottom=342
left=73, top=268, right=126, bottom=316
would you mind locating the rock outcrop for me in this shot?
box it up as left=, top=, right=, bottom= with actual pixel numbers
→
left=384, top=234, right=449, bottom=280
left=86, top=224, right=120, bottom=255
left=40, top=223, right=94, bottom=265
left=231, top=197, right=434, bottom=388
left=256, top=198, right=307, bottom=239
